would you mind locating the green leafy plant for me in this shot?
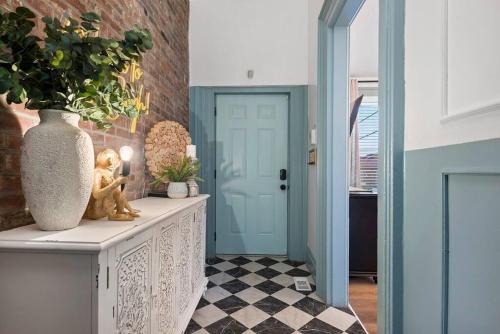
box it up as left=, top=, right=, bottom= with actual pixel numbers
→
left=0, top=7, right=153, bottom=128
left=152, top=156, right=204, bottom=186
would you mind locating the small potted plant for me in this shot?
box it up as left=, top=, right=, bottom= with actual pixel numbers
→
left=0, top=7, right=152, bottom=230
left=152, top=156, right=203, bottom=199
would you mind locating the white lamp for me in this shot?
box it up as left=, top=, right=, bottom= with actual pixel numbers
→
left=186, top=145, right=197, bottom=159
left=310, top=128, right=317, bottom=145
left=119, top=146, right=134, bottom=191
left=186, top=144, right=199, bottom=197
left=119, top=146, right=134, bottom=162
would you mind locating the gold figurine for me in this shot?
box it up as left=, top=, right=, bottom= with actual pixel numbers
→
left=84, top=149, right=140, bottom=221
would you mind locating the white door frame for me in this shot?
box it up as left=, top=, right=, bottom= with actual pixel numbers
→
left=316, top=0, right=405, bottom=333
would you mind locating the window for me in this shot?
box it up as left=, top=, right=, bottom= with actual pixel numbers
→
left=351, top=80, right=379, bottom=192
left=357, top=95, right=378, bottom=190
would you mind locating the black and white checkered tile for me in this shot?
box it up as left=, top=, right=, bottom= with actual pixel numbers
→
left=186, top=255, right=367, bottom=334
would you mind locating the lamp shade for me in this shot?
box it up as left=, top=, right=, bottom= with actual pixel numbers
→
left=119, top=146, right=134, bottom=162
left=186, top=145, right=196, bottom=159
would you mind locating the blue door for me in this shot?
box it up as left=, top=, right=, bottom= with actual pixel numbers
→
left=216, top=94, right=288, bottom=255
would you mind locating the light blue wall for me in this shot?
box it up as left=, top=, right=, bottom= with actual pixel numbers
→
left=404, top=138, right=500, bottom=333
left=189, top=86, right=308, bottom=261
left=189, top=87, right=217, bottom=257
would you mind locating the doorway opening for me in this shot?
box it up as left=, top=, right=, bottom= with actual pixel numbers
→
left=347, top=2, right=379, bottom=332
left=316, top=0, right=405, bottom=332
left=348, top=80, right=379, bottom=333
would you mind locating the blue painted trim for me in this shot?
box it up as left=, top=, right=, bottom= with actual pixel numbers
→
left=189, top=86, right=308, bottom=261
left=316, top=0, right=364, bottom=308
left=316, top=0, right=406, bottom=326
left=440, top=168, right=500, bottom=334
left=306, top=245, right=317, bottom=281
left=189, top=87, right=216, bottom=258
left=441, top=173, right=450, bottom=334
left=315, top=18, right=328, bottom=302
left=378, top=0, right=405, bottom=333
left=330, top=26, right=350, bottom=307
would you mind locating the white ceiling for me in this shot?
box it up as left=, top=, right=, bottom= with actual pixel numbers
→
left=349, top=0, right=379, bottom=79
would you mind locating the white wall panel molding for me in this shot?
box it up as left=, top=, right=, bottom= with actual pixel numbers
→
left=441, top=0, right=500, bottom=123
left=441, top=0, right=449, bottom=119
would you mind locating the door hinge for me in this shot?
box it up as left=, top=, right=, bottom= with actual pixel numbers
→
left=112, top=306, right=115, bottom=318
left=214, top=106, right=217, bottom=116
left=214, top=169, right=217, bottom=179
left=214, top=232, right=217, bottom=241
left=96, top=264, right=100, bottom=289
left=106, top=266, right=110, bottom=289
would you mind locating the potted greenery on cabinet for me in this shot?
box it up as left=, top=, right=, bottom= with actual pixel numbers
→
left=152, top=156, right=203, bottom=199
left=0, top=7, right=152, bottom=230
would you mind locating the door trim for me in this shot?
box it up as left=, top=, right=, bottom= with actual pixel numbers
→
left=316, top=0, right=365, bottom=307
left=189, top=86, right=308, bottom=261
left=378, top=0, right=405, bottom=332
left=317, top=0, right=405, bottom=331
left=441, top=170, right=500, bottom=334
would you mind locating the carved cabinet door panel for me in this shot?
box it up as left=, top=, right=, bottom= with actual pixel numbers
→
left=176, top=209, right=194, bottom=316
left=192, top=204, right=206, bottom=293
left=113, top=230, right=153, bottom=334
left=152, top=216, right=179, bottom=334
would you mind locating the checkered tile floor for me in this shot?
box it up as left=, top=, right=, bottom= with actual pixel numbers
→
left=186, top=255, right=367, bottom=334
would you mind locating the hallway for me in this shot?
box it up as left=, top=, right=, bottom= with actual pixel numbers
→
left=187, top=256, right=366, bottom=333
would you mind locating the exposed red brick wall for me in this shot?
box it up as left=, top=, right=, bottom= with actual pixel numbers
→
left=0, top=0, right=189, bottom=230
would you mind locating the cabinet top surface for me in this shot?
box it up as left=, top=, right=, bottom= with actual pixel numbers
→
left=0, top=195, right=209, bottom=252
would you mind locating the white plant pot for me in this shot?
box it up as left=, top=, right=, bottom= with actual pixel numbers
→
left=167, top=182, right=188, bottom=199
left=21, top=109, right=94, bottom=231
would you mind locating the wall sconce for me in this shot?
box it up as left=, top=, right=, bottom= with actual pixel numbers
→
left=310, top=128, right=317, bottom=146
left=186, top=144, right=197, bottom=160
left=119, top=146, right=134, bottom=191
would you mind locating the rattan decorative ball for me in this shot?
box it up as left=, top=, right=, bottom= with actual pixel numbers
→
left=145, top=121, right=192, bottom=177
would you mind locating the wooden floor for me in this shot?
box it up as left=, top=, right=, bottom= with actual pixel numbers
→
left=349, top=277, right=377, bottom=334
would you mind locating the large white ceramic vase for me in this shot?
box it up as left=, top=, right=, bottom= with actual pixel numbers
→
left=21, top=109, right=94, bottom=231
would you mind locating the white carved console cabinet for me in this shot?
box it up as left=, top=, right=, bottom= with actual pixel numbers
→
left=0, top=195, right=208, bottom=334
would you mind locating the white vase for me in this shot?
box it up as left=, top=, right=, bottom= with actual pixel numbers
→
left=167, top=182, right=188, bottom=199
left=21, top=109, right=94, bottom=231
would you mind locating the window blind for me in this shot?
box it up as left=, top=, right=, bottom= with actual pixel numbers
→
left=357, top=97, right=378, bottom=190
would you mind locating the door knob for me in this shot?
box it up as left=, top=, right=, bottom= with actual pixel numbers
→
left=280, top=184, right=287, bottom=191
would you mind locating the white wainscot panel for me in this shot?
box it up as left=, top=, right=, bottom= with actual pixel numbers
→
left=442, top=0, right=500, bottom=122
